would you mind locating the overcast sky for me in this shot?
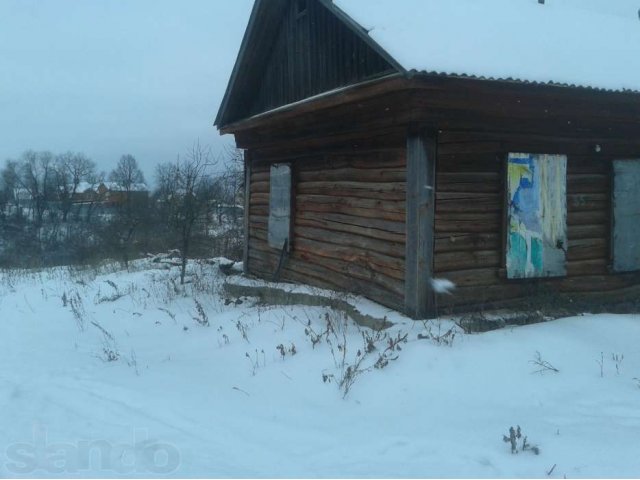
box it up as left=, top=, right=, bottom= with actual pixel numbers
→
left=0, top=0, right=255, bottom=183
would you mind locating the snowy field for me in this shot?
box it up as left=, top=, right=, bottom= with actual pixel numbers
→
left=1, top=258, right=639, bottom=478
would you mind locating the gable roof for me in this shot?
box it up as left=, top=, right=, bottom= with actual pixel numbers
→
left=330, top=0, right=640, bottom=92
left=215, top=0, right=397, bottom=128
left=215, top=0, right=290, bottom=128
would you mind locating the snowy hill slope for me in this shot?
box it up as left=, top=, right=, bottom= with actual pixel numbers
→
left=1, top=259, right=639, bottom=477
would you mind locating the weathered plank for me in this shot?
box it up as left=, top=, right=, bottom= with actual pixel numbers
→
left=405, top=131, right=436, bottom=319
left=612, top=159, right=640, bottom=272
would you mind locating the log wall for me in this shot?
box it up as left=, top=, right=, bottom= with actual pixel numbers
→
left=434, top=130, right=640, bottom=311
left=247, top=143, right=407, bottom=311
left=231, top=75, right=640, bottom=316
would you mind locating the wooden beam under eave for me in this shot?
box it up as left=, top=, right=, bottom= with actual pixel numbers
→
left=405, top=128, right=437, bottom=319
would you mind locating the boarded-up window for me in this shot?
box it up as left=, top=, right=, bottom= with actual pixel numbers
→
left=506, top=153, right=567, bottom=279
left=612, top=159, right=640, bottom=272
left=268, top=163, right=292, bottom=250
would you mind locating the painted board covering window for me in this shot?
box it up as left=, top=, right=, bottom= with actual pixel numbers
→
left=612, top=159, right=640, bottom=272
left=268, top=163, right=292, bottom=250
left=506, top=153, right=567, bottom=279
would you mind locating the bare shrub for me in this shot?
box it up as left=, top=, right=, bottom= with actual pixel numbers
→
left=530, top=351, right=560, bottom=374
left=418, top=319, right=458, bottom=346
left=192, top=298, right=209, bottom=326
left=502, top=425, right=540, bottom=455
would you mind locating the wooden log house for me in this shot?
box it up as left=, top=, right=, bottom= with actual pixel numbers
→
left=215, top=0, right=640, bottom=318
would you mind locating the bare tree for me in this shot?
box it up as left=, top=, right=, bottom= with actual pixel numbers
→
left=19, top=150, right=55, bottom=225
left=156, top=142, right=217, bottom=284
left=108, top=154, right=147, bottom=267
left=54, top=152, right=97, bottom=222
left=110, top=154, right=145, bottom=190
left=0, top=160, right=19, bottom=219
left=81, top=170, right=106, bottom=223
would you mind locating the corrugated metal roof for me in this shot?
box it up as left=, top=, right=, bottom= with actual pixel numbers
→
left=331, top=0, right=640, bottom=93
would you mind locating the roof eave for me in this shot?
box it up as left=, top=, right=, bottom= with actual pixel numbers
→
left=219, top=72, right=408, bottom=134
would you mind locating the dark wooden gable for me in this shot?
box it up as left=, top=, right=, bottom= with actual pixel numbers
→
left=215, top=0, right=399, bottom=128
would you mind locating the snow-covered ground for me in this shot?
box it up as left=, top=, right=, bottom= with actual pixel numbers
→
left=1, top=259, right=639, bottom=478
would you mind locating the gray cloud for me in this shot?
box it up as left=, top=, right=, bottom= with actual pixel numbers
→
left=0, top=0, right=254, bottom=182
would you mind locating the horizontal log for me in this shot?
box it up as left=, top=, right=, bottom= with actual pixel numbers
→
left=437, top=267, right=501, bottom=288
left=438, top=280, right=640, bottom=311
left=250, top=163, right=270, bottom=175
left=563, top=283, right=640, bottom=305
left=555, top=274, right=639, bottom=293
left=250, top=181, right=270, bottom=194
left=437, top=154, right=503, bottom=173
left=297, top=211, right=404, bottom=234
left=251, top=171, right=271, bottom=183
left=306, top=153, right=406, bottom=169
left=296, top=181, right=406, bottom=200
left=410, top=84, right=640, bottom=137
left=435, top=233, right=502, bottom=253
left=249, top=137, right=407, bottom=165
left=439, top=131, right=640, bottom=159
left=438, top=141, right=503, bottom=156
left=248, top=236, right=404, bottom=281
left=297, top=194, right=405, bottom=212
left=437, top=284, right=530, bottom=309
left=566, top=158, right=612, bottom=175
left=567, top=211, right=608, bottom=226
left=436, top=181, right=500, bottom=194
left=437, top=172, right=501, bottom=185
left=566, top=258, right=609, bottom=276
left=436, top=193, right=502, bottom=214
left=567, top=193, right=608, bottom=212
left=434, top=249, right=501, bottom=272
left=567, top=237, right=608, bottom=262
left=294, top=236, right=405, bottom=279
left=567, top=174, right=609, bottom=194
left=250, top=193, right=270, bottom=206
left=297, top=167, right=406, bottom=183
left=248, top=251, right=405, bottom=309
left=296, top=253, right=404, bottom=297
left=296, top=226, right=405, bottom=258
left=296, top=195, right=405, bottom=222
left=438, top=152, right=611, bottom=176
left=249, top=214, right=268, bottom=228
left=435, top=213, right=502, bottom=233
left=249, top=225, right=269, bottom=242
left=296, top=214, right=405, bottom=244
left=250, top=205, right=269, bottom=217
left=248, top=240, right=405, bottom=295
left=298, top=204, right=404, bottom=223
left=568, top=224, right=608, bottom=240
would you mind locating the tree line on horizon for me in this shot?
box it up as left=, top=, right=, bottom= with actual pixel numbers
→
left=0, top=143, right=244, bottom=275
